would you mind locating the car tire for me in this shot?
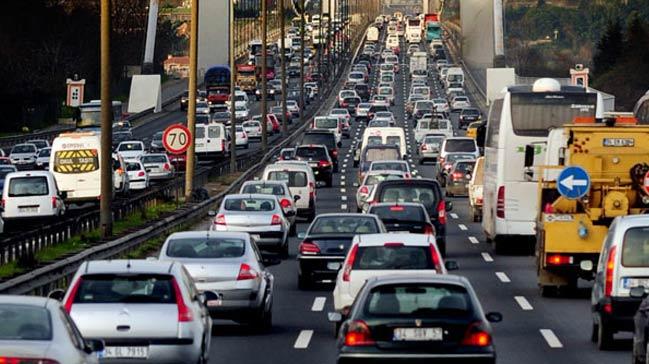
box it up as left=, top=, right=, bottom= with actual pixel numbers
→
left=419, top=158, right=424, bottom=165
left=280, top=239, right=289, bottom=259
left=597, top=317, right=614, bottom=350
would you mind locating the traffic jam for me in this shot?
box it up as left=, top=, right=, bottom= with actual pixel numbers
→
left=1, top=9, right=649, bottom=364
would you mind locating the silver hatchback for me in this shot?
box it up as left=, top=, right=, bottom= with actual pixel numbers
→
left=159, top=231, right=279, bottom=328
left=62, top=260, right=213, bottom=364
left=140, top=154, right=174, bottom=180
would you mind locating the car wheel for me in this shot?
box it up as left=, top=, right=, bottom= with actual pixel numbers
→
left=540, top=285, right=558, bottom=298
left=280, top=239, right=289, bottom=258
left=419, top=158, right=424, bottom=165
left=597, top=317, right=614, bottom=350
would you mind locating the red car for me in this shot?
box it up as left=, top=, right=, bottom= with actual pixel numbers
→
left=267, top=114, right=281, bottom=133
left=167, top=153, right=187, bottom=171
left=0, top=157, right=12, bottom=165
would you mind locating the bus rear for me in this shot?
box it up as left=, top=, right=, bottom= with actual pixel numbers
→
left=204, top=66, right=231, bottom=104
left=50, top=132, right=102, bottom=203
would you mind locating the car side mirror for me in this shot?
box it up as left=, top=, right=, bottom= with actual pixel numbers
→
left=48, top=289, right=65, bottom=301
left=202, top=291, right=222, bottom=307
left=263, top=256, right=282, bottom=267
left=328, top=312, right=343, bottom=323
left=84, top=339, right=105, bottom=354
left=445, top=260, right=459, bottom=271
left=293, top=195, right=301, bottom=202
left=486, top=312, right=503, bottom=323
left=630, top=286, right=647, bottom=299
left=445, top=201, right=453, bottom=211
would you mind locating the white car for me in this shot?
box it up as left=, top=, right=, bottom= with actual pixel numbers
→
left=116, top=141, right=146, bottom=161
left=9, top=143, right=38, bottom=166
left=234, top=125, right=249, bottom=149
left=140, top=153, right=174, bottom=180
left=451, top=96, right=471, bottom=111
left=332, top=233, right=450, bottom=312
left=125, top=160, right=149, bottom=190
left=234, top=104, right=250, bottom=121
left=356, top=170, right=408, bottom=212
left=196, top=100, right=211, bottom=114
left=432, top=98, right=450, bottom=113
left=243, top=120, right=262, bottom=139
left=262, top=161, right=317, bottom=220
left=1, top=171, right=66, bottom=221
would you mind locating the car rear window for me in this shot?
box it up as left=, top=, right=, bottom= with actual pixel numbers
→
left=126, top=162, right=142, bottom=172
left=370, top=205, right=426, bottom=222
left=365, top=148, right=400, bottom=161
left=141, top=155, right=168, bottom=164
left=302, top=133, right=335, bottom=148
left=364, top=284, right=472, bottom=317
left=622, top=227, right=649, bottom=267
left=74, top=274, right=177, bottom=304
left=314, top=118, right=338, bottom=129
left=365, top=173, right=404, bottom=185
left=309, top=216, right=379, bottom=234
left=268, top=171, right=307, bottom=187
left=354, top=245, right=434, bottom=270
left=379, top=185, right=439, bottom=208
left=445, top=140, right=476, bottom=153
left=454, top=162, right=475, bottom=173
left=8, top=176, right=49, bottom=197
left=296, top=147, right=327, bottom=159
left=166, top=237, right=246, bottom=258
left=0, top=304, right=52, bottom=341
left=242, top=184, right=285, bottom=195
left=371, top=162, right=407, bottom=172
left=224, top=197, right=276, bottom=211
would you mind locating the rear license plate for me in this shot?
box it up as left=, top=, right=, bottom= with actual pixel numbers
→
left=393, top=327, right=443, bottom=341
left=19, top=207, right=38, bottom=213
left=327, top=262, right=341, bottom=270
left=101, top=346, right=149, bottom=359
left=196, top=143, right=204, bottom=148
left=623, top=278, right=649, bottom=289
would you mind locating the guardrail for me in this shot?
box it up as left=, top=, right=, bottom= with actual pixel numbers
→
left=0, top=21, right=371, bottom=296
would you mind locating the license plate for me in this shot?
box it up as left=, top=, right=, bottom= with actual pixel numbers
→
left=393, top=327, right=443, bottom=341
left=622, top=278, right=649, bottom=289
left=101, top=346, right=149, bottom=359
left=603, top=138, right=634, bottom=147
left=196, top=143, right=204, bottom=148
left=327, top=262, right=341, bottom=270
left=19, top=207, right=38, bottom=213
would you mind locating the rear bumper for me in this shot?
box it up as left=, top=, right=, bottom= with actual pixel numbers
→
left=97, top=337, right=200, bottom=364
left=147, top=171, right=174, bottom=180
left=447, top=182, right=469, bottom=195
left=197, top=287, right=262, bottom=319
left=337, top=352, right=495, bottom=364
left=298, top=256, right=345, bottom=281
left=129, top=180, right=147, bottom=190
left=494, top=218, right=535, bottom=237
left=595, top=297, right=644, bottom=332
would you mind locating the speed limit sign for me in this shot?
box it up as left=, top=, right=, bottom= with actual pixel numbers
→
left=162, top=124, right=192, bottom=154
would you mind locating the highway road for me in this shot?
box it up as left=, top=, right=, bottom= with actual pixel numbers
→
left=179, top=35, right=631, bottom=364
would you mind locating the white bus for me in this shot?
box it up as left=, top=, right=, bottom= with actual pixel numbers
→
left=482, top=79, right=598, bottom=253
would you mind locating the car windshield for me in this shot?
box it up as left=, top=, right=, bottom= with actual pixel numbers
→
left=309, top=216, right=379, bottom=234
left=166, top=237, right=246, bottom=258
left=445, top=140, right=476, bottom=153
left=8, top=176, right=49, bottom=197
left=364, top=284, right=472, bottom=317
left=38, top=148, right=51, bottom=157
left=141, top=155, right=168, bottom=164
left=0, top=304, right=52, bottom=341
left=454, top=162, right=475, bottom=173
left=354, top=245, right=435, bottom=270
left=11, top=145, right=36, bottom=154
left=268, top=171, right=307, bottom=187
left=365, top=173, right=404, bottom=185
left=224, top=197, right=276, bottom=211
left=74, top=274, right=176, bottom=304
left=371, top=205, right=426, bottom=222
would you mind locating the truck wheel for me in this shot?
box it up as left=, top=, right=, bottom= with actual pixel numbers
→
left=597, top=318, right=614, bottom=350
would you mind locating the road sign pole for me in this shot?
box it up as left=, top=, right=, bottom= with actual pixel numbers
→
left=279, top=0, right=288, bottom=135
left=100, top=0, right=113, bottom=239
left=185, top=0, right=199, bottom=201
left=300, top=0, right=305, bottom=125
left=261, top=0, right=268, bottom=152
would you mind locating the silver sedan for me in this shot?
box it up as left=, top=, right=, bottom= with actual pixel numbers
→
left=211, top=194, right=291, bottom=256
left=140, top=153, right=174, bottom=180
left=0, top=295, right=103, bottom=364
left=159, top=231, right=279, bottom=329
left=356, top=170, right=408, bottom=212
left=239, top=180, right=299, bottom=235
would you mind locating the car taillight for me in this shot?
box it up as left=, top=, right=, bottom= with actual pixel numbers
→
left=424, top=224, right=435, bottom=236
left=318, top=160, right=331, bottom=168
left=389, top=205, right=404, bottom=211
left=51, top=196, right=57, bottom=209
left=64, top=278, right=82, bottom=313
left=437, top=201, right=447, bottom=225
left=0, top=358, right=60, bottom=364
left=138, top=171, right=145, bottom=177
left=429, top=243, right=443, bottom=271
left=299, top=240, right=321, bottom=255
left=477, top=197, right=483, bottom=204
left=214, top=213, right=226, bottom=225
left=421, top=144, right=428, bottom=151
left=0, top=199, right=4, bottom=209
left=309, top=182, right=315, bottom=199
left=462, top=322, right=492, bottom=347
left=221, top=139, right=225, bottom=151
left=332, top=149, right=338, bottom=157
left=280, top=198, right=291, bottom=209
left=605, top=246, right=617, bottom=298
left=546, top=254, right=572, bottom=266
left=496, top=186, right=505, bottom=218
left=344, top=320, right=375, bottom=347
left=359, top=186, right=369, bottom=195
left=237, top=263, right=259, bottom=281
left=342, top=244, right=359, bottom=282
left=172, top=278, right=194, bottom=322
left=452, top=172, right=463, bottom=181
left=163, top=163, right=170, bottom=171
left=271, top=214, right=282, bottom=225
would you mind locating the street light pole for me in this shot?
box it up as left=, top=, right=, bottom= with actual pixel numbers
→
left=229, top=0, right=237, bottom=172
left=260, top=0, right=268, bottom=152
left=299, top=0, right=305, bottom=125
left=279, top=0, right=288, bottom=134
left=185, top=0, right=198, bottom=201
left=100, top=0, right=113, bottom=238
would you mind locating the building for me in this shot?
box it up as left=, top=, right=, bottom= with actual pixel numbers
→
left=163, top=55, right=189, bottom=78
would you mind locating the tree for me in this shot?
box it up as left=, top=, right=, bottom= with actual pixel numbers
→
left=592, top=19, right=623, bottom=77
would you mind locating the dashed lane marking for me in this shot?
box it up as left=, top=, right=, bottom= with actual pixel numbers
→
left=539, top=329, right=563, bottom=348
left=496, top=272, right=511, bottom=283
left=450, top=213, right=459, bottom=219
left=481, top=252, right=494, bottom=262
left=340, top=188, right=346, bottom=193
left=341, top=181, right=346, bottom=186
left=341, top=196, right=347, bottom=201
left=341, top=204, right=347, bottom=210
left=312, top=297, right=326, bottom=312
left=468, top=236, right=479, bottom=245
left=458, top=224, right=468, bottom=231
left=514, top=296, right=534, bottom=311
left=294, top=330, right=314, bottom=349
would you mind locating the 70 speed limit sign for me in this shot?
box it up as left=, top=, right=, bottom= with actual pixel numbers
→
left=162, top=124, right=192, bottom=154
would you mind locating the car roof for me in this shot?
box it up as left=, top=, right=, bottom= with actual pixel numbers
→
left=266, top=162, right=311, bottom=170
left=314, top=213, right=380, bottom=219
left=355, top=233, right=434, bottom=246
left=224, top=193, right=279, bottom=200
left=7, top=170, right=52, bottom=178
left=614, top=215, right=649, bottom=229
left=83, top=259, right=176, bottom=275
left=364, top=274, right=469, bottom=288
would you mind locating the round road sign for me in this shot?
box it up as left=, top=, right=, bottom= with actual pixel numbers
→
left=643, top=171, right=649, bottom=195
left=162, top=124, right=192, bottom=155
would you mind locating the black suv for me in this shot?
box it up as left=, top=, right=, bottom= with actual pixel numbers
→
left=294, top=144, right=333, bottom=187
left=353, top=83, right=371, bottom=102
left=459, top=107, right=482, bottom=129
left=369, top=179, right=452, bottom=255
left=301, top=130, right=340, bottom=172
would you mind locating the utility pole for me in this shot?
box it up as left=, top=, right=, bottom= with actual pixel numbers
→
left=100, top=0, right=113, bottom=238
left=229, top=0, right=237, bottom=172
left=142, top=0, right=159, bottom=73
left=261, top=0, right=268, bottom=152
left=299, top=0, right=305, bottom=125
left=185, top=0, right=198, bottom=201
left=279, top=0, right=288, bottom=134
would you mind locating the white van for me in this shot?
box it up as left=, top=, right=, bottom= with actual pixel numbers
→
left=312, top=116, right=342, bottom=144
left=1, top=171, right=66, bottom=221
left=358, top=127, right=407, bottom=160
left=262, top=161, right=316, bottom=220
left=50, top=132, right=103, bottom=203
left=445, top=67, right=465, bottom=88
left=195, top=123, right=229, bottom=158
left=366, top=26, right=379, bottom=43
left=440, top=137, right=479, bottom=162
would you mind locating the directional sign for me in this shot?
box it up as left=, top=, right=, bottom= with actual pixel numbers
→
left=162, top=124, right=192, bottom=155
left=557, top=166, right=590, bottom=199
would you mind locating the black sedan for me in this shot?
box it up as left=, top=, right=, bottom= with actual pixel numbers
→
left=330, top=275, right=502, bottom=364
left=368, top=202, right=435, bottom=235
left=297, top=213, right=386, bottom=289
left=294, top=144, right=334, bottom=187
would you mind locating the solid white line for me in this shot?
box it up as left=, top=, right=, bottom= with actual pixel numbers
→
left=481, top=252, right=494, bottom=262
left=450, top=213, right=459, bottom=219
left=468, top=236, right=480, bottom=245
left=539, top=329, right=563, bottom=348
left=495, top=272, right=511, bottom=283
left=458, top=224, right=468, bottom=231
left=312, top=297, right=326, bottom=312
left=514, top=296, right=534, bottom=311
left=294, top=330, right=314, bottom=349
left=341, top=204, right=347, bottom=210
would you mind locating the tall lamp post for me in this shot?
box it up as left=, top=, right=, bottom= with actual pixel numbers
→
left=299, top=0, right=305, bottom=125
left=185, top=0, right=198, bottom=201
left=279, top=0, right=288, bottom=134
left=261, top=0, right=268, bottom=152
left=100, top=0, right=113, bottom=238
left=229, top=0, right=237, bottom=172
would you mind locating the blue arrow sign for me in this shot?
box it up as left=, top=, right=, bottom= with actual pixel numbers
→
left=557, top=166, right=590, bottom=199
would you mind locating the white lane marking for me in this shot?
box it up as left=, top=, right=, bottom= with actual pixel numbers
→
left=341, top=170, right=346, bottom=174
left=343, top=164, right=347, bottom=168
left=312, top=297, right=326, bottom=311
left=514, top=296, right=534, bottom=311
left=458, top=224, right=468, bottom=231
left=468, top=236, right=480, bottom=245
left=539, top=329, right=563, bottom=348
left=341, top=181, right=346, bottom=186
left=450, top=213, right=459, bottom=219
left=341, top=196, right=347, bottom=201
left=341, top=204, right=347, bottom=210
left=341, top=175, right=346, bottom=180
left=353, top=183, right=359, bottom=187
left=481, top=252, right=494, bottom=262
left=343, top=159, right=348, bottom=163
left=495, top=272, right=511, bottom=283
left=294, top=330, right=314, bottom=349
left=340, top=188, right=346, bottom=193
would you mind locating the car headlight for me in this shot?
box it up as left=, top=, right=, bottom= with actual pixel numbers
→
left=255, top=90, right=261, bottom=95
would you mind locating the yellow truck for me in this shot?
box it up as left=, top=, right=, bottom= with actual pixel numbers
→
left=531, top=114, right=649, bottom=296
left=236, top=64, right=257, bottom=94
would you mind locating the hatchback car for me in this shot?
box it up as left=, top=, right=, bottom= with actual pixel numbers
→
left=61, top=259, right=213, bottom=364
left=140, top=153, right=174, bottom=180
left=297, top=213, right=386, bottom=289
left=150, top=131, right=164, bottom=152
left=159, top=231, right=279, bottom=329
left=419, top=134, right=445, bottom=164
left=116, top=141, right=146, bottom=161
left=301, top=130, right=340, bottom=171
left=1, top=171, right=66, bottom=222
left=212, top=194, right=291, bottom=256
left=9, top=143, right=38, bottom=167
left=294, top=145, right=334, bottom=187
left=368, top=202, right=436, bottom=235
left=262, top=162, right=317, bottom=220
left=438, top=153, right=477, bottom=187
left=125, top=160, right=149, bottom=190
left=240, top=180, right=298, bottom=236
left=35, top=147, right=52, bottom=170
left=459, top=107, right=482, bottom=129
left=331, top=275, right=501, bottom=364
left=447, top=159, right=476, bottom=197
